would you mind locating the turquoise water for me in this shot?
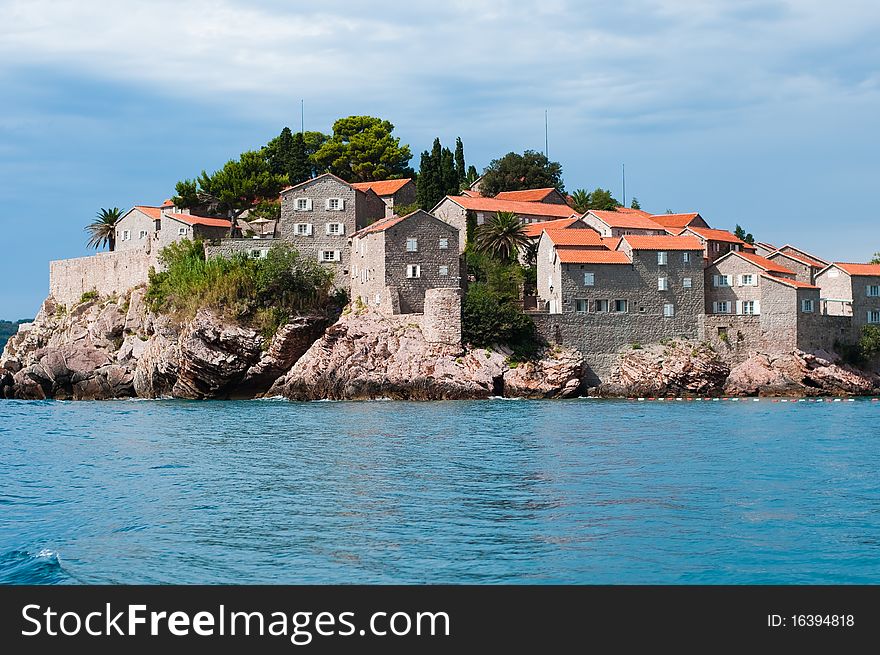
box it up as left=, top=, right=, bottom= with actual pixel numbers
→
left=1, top=397, right=878, bottom=584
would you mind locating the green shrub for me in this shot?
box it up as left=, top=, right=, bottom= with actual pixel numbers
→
left=146, top=239, right=337, bottom=334
left=631, top=342, right=642, bottom=350
left=462, top=283, right=538, bottom=359
left=79, top=290, right=99, bottom=304
left=839, top=326, right=880, bottom=364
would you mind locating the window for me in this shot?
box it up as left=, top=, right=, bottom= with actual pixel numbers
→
left=250, top=249, right=268, bottom=259
left=658, top=277, right=669, bottom=291
left=575, top=299, right=588, bottom=313
left=178, top=227, right=187, bottom=236
left=867, top=285, right=880, bottom=297
left=439, top=265, right=449, bottom=276
left=154, top=219, right=161, bottom=231
left=406, top=264, right=421, bottom=278
left=713, top=301, right=731, bottom=314
left=802, top=299, right=814, bottom=313
left=476, top=212, right=485, bottom=225
left=713, top=274, right=730, bottom=287
left=594, top=299, right=609, bottom=313
left=295, top=198, right=312, bottom=211
left=583, top=272, right=595, bottom=286
left=439, top=238, right=449, bottom=250
left=741, top=301, right=757, bottom=315
left=657, top=251, right=668, bottom=265
left=614, top=299, right=628, bottom=313
left=325, top=198, right=344, bottom=211
left=320, top=250, right=340, bottom=262
left=867, top=310, right=880, bottom=324
left=406, top=238, right=418, bottom=252
left=663, top=303, right=675, bottom=318
left=713, top=242, right=722, bottom=252
left=682, top=252, right=690, bottom=264
left=682, top=277, right=692, bottom=289
left=122, top=230, right=130, bottom=241
left=295, top=223, right=313, bottom=236
left=325, top=222, right=344, bottom=235
left=739, top=274, right=755, bottom=286
left=375, top=293, right=381, bottom=306
left=139, top=230, right=148, bottom=239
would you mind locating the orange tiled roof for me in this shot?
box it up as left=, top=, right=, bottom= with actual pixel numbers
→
left=587, top=209, right=664, bottom=230
left=354, top=214, right=409, bottom=236
left=621, top=235, right=703, bottom=251
left=601, top=237, right=622, bottom=250
left=523, top=217, right=580, bottom=238
left=735, top=251, right=795, bottom=275
left=166, top=213, right=232, bottom=228
left=350, top=178, right=412, bottom=196
left=544, top=228, right=604, bottom=247
left=444, top=195, right=577, bottom=218
left=495, top=188, right=559, bottom=202
left=760, top=274, right=819, bottom=289
left=755, top=241, right=776, bottom=251
left=834, top=262, right=880, bottom=276
left=687, top=227, right=748, bottom=245
left=615, top=207, right=652, bottom=217
left=557, top=249, right=631, bottom=264
left=649, top=212, right=701, bottom=229
left=133, top=205, right=162, bottom=220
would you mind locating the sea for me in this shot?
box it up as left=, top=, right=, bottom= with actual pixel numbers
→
left=1, top=397, right=878, bottom=584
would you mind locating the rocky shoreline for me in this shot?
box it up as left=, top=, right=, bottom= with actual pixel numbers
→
left=2, top=290, right=878, bottom=401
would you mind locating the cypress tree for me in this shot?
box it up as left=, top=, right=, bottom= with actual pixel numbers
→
left=289, top=132, right=310, bottom=184
left=416, top=150, right=436, bottom=210
left=441, top=147, right=457, bottom=198
left=454, top=137, right=466, bottom=183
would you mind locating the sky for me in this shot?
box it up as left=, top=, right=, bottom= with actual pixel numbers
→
left=1, top=0, right=878, bottom=318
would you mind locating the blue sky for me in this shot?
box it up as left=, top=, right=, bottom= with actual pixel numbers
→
left=1, top=0, right=878, bottom=318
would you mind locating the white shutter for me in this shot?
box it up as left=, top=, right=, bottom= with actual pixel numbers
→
left=338, top=223, right=345, bottom=235
left=306, top=198, right=313, bottom=210
left=754, top=300, right=760, bottom=315
left=736, top=301, right=742, bottom=315
left=713, top=275, right=720, bottom=287
left=338, top=198, right=345, bottom=211
left=333, top=250, right=341, bottom=262
left=306, top=223, right=313, bottom=236
left=712, top=302, right=719, bottom=313
left=325, top=223, right=331, bottom=235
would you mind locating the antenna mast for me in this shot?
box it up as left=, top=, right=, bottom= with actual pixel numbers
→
left=622, top=163, right=626, bottom=207
left=544, top=109, right=549, bottom=158
left=301, top=99, right=304, bottom=134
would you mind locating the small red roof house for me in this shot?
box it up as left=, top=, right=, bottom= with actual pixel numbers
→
left=682, top=226, right=755, bottom=262
left=522, top=216, right=582, bottom=239
left=766, top=244, right=830, bottom=284
left=815, top=262, right=880, bottom=324
left=649, top=212, right=709, bottom=232
left=580, top=209, right=666, bottom=238
left=350, top=178, right=416, bottom=217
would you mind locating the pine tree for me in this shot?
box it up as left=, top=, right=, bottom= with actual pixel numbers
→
left=454, top=137, right=466, bottom=183
left=630, top=197, right=641, bottom=210
left=289, top=132, right=310, bottom=184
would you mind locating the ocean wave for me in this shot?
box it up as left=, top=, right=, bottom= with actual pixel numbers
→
left=0, top=548, right=71, bottom=585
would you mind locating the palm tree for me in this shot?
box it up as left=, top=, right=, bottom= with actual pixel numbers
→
left=86, top=207, right=123, bottom=251
left=475, top=211, right=529, bottom=263
left=568, top=189, right=591, bottom=213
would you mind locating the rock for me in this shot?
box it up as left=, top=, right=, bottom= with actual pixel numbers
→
left=725, top=350, right=880, bottom=396
left=597, top=342, right=730, bottom=397
left=503, top=348, right=583, bottom=398
left=240, top=316, right=329, bottom=396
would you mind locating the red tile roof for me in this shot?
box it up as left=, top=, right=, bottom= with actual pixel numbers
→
left=587, top=210, right=664, bottom=231
left=834, top=262, right=880, bottom=277
left=543, top=228, right=604, bottom=247
left=350, top=178, right=412, bottom=196
left=760, top=274, right=819, bottom=290
left=615, top=207, right=652, bottom=217
left=166, top=213, right=232, bottom=228
left=459, top=189, right=483, bottom=198
left=601, top=236, right=622, bottom=250
left=523, top=217, right=580, bottom=238
left=687, top=227, right=748, bottom=245
left=495, top=188, right=559, bottom=202
left=621, top=235, right=703, bottom=251
left=354, top=213, right=410, bottom=236
left=734, top=251, right=795, bottom=275
left=648, top=212, right=701, bottom=229
left=161, top=199, right=174, bottom=207
left=444, top=195, right=577, bottom=218
left=557, top=249, right=631, bottom=264
left=133, top=205, right=162, bottom=220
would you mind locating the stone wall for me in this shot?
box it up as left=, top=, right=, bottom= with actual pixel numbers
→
left=767, top=251, right=813, bottom=284
left=204, top=239, right=274, bottom=261
left=422, top=288, right=461, bottom=345
left=115, top=209, right=156, bottom=252
left=430, top=199, right=468, bottom=253
left=49, top=248, right=152, bottom=306
left=815, top=267, right=854, bottom=316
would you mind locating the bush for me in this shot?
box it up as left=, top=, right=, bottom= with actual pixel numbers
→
left=860, top=325, right=880, bottom=360
left=146, top=240, right=337, bottom=333
left=79, top=290, right=99, bottom=304
left=462, top=283, right=537, bottom=358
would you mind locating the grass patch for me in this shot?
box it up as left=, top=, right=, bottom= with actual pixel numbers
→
left=79, top=290, right=99, bottom=304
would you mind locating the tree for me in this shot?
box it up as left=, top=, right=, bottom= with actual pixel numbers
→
left=263, top=127, right=310, bottom=185
left=870, top=252, right=880, bottom=264
left=454, top=137, right=466, bottom=183
left=86, top=207, right=123, bottom=251
left=630, top=197, right=641, bottom=210
left=311, top=116, right=412, bottom=182
left=461, top=165, right=480, bottom=192
left=173, top=150, right=288, bottom=226
left=479, top=150, right=563, bottom=197
left=734, top=224, right=755, bottom=245
left=474, top=211, right=530, bottom=263
left=567, top=188, right=621, bottom=213
left=416, top=137, right=466, bottom=209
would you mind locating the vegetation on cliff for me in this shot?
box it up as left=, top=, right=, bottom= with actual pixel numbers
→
left=146, top=240, right=340, bottom=338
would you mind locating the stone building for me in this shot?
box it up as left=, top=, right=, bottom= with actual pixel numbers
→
left=580, top=210, right=666, bottom=238
left=704, top=250, right=797, bottom=316
left=765, top=245, right=829, bottom=285
left=350, top=210, right=460, bottom=314
left=351, top=178, right=416, bottom=217
left=753, top=241, right=777, bottom=258
left=114, top=204, right=231, bottom=257
left=815, top=263, right=880, bottom=329
left=649, top=212, right=709, bottom=234
left=682, top=226, right=756, bottom=263
left=431, top=195, right=578, bottom=252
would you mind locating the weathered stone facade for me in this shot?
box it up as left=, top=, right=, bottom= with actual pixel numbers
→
left=350, top=210, right=460, bottom=314
left=815, top=264, right=880, bottom=331
left=114, top=207, right=158, bottom=252
left=766, top=250, right=823, bottom=284
left=49, top=249, right=152, bottom=306
left=277, top=174, right=386, bottom=286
